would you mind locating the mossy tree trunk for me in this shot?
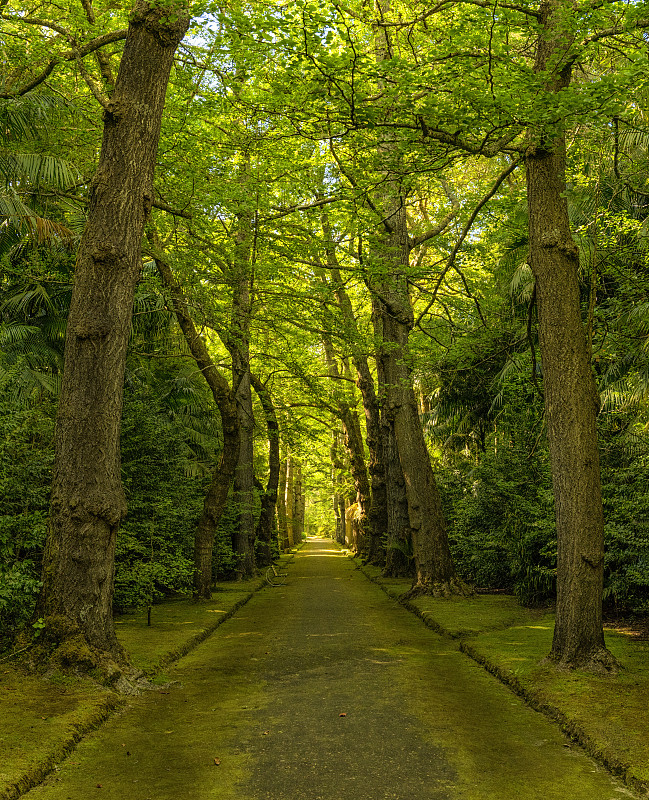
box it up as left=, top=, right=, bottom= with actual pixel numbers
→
left=373, top=299, right=415, bottom=578
left=293, top=459, right=305, bottom=544
left=527, top=0, right=615, bottom=672
left=227, top=237, right=256, bottom=579
left=251, top=373, right=280, bottom=567
left=367, top=193, right=459, bottom=592
left=331, top=431, right=347, bottom=545
left=36, top=0, right=189, bottom=679
left=322, top=335, right=371, bottom=552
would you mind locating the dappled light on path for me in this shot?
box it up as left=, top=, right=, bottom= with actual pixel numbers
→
left=24, top=537, right=627, bottom=800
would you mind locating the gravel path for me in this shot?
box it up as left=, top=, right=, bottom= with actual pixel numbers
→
left=25, top=538, right=628, bottom=800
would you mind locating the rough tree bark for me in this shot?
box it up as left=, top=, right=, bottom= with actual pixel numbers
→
left=251, top=373, right=280, bottom=567
left=36, top=0, right=189, bottom=682
left=152, top=240, right=240, bottom=600
left=227, top=248, right=256, bottom=579
left=373, top=296, right=416, bottom=578
left=293, top=459, right=305, bottom=544
left=527, top=0, right=615, bottom=672
left=331, top=431, right=347, bottom=545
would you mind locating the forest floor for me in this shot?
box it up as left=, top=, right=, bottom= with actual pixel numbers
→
left=0, top=538, right=646, bottom=800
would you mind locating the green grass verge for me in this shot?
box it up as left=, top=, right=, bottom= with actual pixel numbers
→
left=353, top=555, right=649, bottom=797
left=0, top=568, right=279, bottom=800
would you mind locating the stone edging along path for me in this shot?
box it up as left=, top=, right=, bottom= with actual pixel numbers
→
left=348, top=551, right=648, bottom=800
left=2, top=552, right=298, bottom=800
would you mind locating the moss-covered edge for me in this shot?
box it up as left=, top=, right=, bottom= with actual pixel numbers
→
left=0, top=693, right=125, bottom=800
left=346, top=550, right=648, bottom=799
left=457, top=641, right=648, bottom=797
left=141, top=578, right=265, bottom=677
left=2, top=556, right=300, bottom=800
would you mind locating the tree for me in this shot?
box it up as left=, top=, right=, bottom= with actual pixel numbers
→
left=151, top=233, right=240, bottom=600
left=35, top=0, right=189, bottom=682
left=251, top=372, right=280, bottom=566
left=525, top=0, right=616, bottom=671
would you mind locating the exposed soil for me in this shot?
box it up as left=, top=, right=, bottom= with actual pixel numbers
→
left=22, top=538, right=629, bottom=800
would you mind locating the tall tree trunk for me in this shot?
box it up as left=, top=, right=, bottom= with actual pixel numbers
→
left=36, top=1, right=188, bottom=680
left=229, top=259, right=256, bottom=579
left=322, top=219, right=387, bottom=563
left=251, top=373, right=280, bottom=567
left=293, top=459, right=304, bottom=545
left=527, top=0, right=615, bottom=672
left=373, top=298, right=416, bottom=578
left=152, top=240, right=240, bottom=600
left=368, top=242, right=456, bottom=590
left=331, top=430, right=346, bottom=545
left=232, top=367, right=255, bottom=578
left=362, top=0, right=459, bottom=592
left=322, top=335, right=371, bottom=551
left=285, top=455, right=295, bottom=547
left=277, top=454, right=289, bottom=551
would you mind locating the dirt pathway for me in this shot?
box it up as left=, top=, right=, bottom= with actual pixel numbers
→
left=25, top=538, right=628, bottom=800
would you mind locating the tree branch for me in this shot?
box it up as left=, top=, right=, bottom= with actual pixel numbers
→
left=262, top=196, right=339, bottom=223
left=414, top=158, right=521, bottom=329
left=0, top=28, right=127, bottom=98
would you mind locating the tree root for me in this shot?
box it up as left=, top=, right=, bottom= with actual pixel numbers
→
left=543, top=645, right=621, bottom=676
left=402, top=576, right=474, bottom=600
left=20, top=615, right=147, bottom=694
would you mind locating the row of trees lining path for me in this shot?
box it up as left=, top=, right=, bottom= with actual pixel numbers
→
left=24, top=540, right=624, bottom=800
left=6, top=0, right=648, bottom=684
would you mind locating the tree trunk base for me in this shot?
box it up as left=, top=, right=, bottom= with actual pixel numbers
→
left=383, top=563, right=416, bottom=579
left=544, top=645, right=620, bottom=676
left=403, top=576, right=473, bottom=599
left=23, top=614, right=146, bottom=693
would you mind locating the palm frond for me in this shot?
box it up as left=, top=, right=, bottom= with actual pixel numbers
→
left=509, top=262, right=534, bottom=302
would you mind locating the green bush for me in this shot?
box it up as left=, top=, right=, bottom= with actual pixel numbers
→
left=114, top=387, right=208, bottom=611
left=440, top=445, right=557, bottom=605
left=0, top=390, right=54, bottom=642
left=600, top=437, right=649, bottom=615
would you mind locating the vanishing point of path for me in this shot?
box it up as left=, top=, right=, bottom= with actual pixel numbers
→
left=26, top=538, right=628, bottom=800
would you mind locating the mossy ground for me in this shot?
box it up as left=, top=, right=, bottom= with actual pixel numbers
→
left=0, top=572, right=270, bottom=800
left=2, top=546, right=646, bottom=799
left=356, top=557, right=649, bottom=795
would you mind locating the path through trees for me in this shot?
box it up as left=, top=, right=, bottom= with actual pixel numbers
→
left=24, top=540, right=624, bottom=800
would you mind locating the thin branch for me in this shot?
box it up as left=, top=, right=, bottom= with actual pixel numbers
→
left=75, top=55, right=110, bottom=110
left=261, top=196, right=339, bottom=223
left=0, top=14, right=72, bottom=36
left=409, top=181, right=460, bottom=249
left=582, top=18, right=649, bottom=46
left=414, top=158, right=521, bottom=328
left=0, top=28, right=127, bottom=98
left=453, top=0, right=539, bottom=19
